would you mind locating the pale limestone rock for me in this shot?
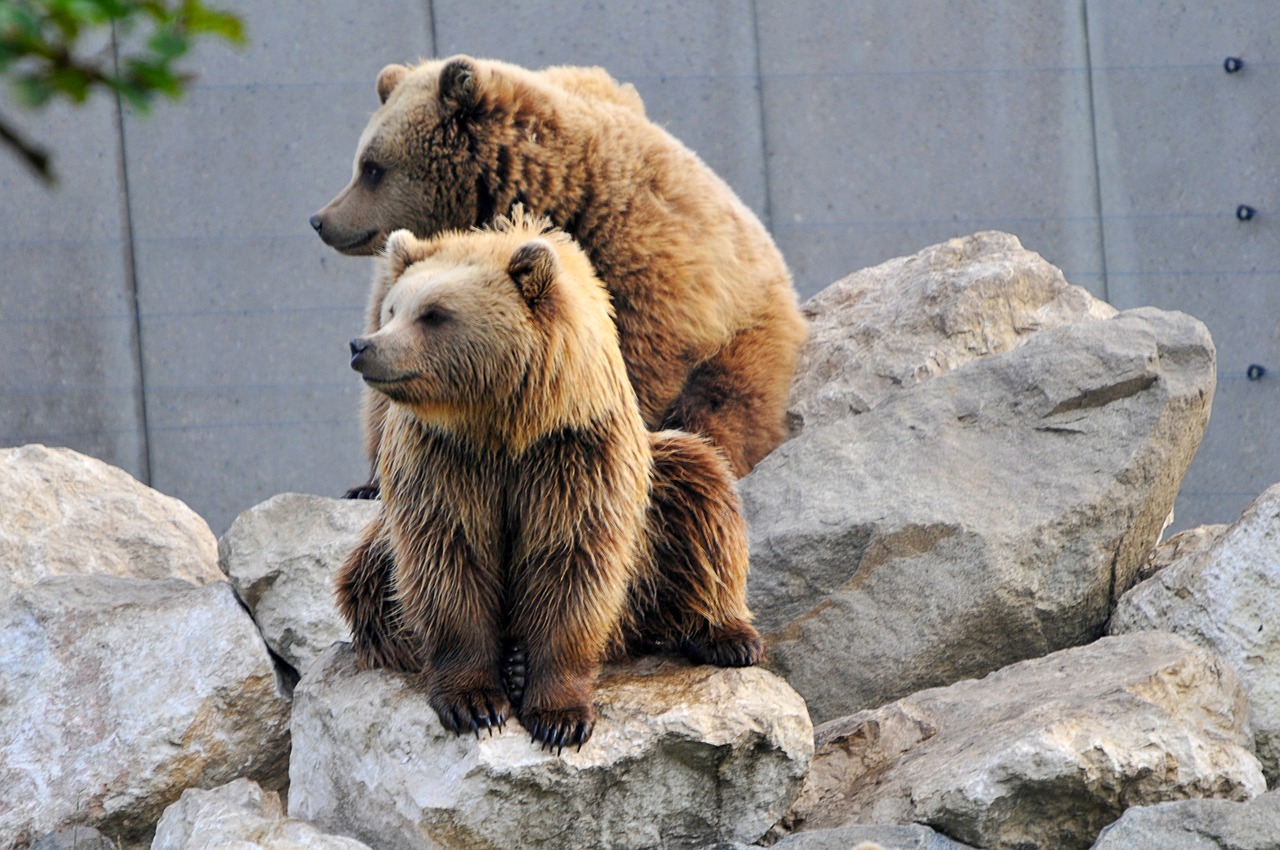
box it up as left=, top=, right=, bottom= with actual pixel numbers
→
left=152, top=778, right=373, bottom=850
left=0, top=444, right=221, bottom=600
left=745, top=307, right=1215, bottom=723
left=788, top=230, right=1116, bottom=435
left=784, top=632, right=1264, bottom=850
left=0, top=576, right=292, bottom=847
left=1111, top=482, right=1280, bottom=783
left=289, top=645, right=812, bottom=850
left=219, top=493, right=377, bottom=673
left=1089, top=789, right=1280, bottom=850
left=1140, top=522, right=1228, bottom=583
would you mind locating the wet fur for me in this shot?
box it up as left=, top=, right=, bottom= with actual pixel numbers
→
left=336, top=214, right=760, bottom=751
left=316, top=56, right=806, bottom=487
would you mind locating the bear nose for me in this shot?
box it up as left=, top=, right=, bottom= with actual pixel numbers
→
left=310, top=214, right=323, bottom=234
left=350, top=338, right=369, bottom=359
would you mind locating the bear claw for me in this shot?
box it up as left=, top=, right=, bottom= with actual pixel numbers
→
left=520, top=705, right=594, bottom=753
left=343, top=482, right=381, bottom=500
left=500, top=638, right=527, bottom=708
left=681, top=621, right=764, bottom=668
left=430, top=688, right=511, bottom=738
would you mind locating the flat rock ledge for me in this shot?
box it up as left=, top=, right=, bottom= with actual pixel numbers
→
left=781, top=631, right=1265, bottom=850
left=289, top=645, right=813, bottom=850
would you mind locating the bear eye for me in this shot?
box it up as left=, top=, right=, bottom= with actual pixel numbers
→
left=360, top=160, right=385, bottom=189
left=418, top=308, right=448, bottom=327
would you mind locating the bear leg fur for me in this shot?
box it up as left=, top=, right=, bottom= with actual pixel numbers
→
left=660, top=302, right=806, bottom=478
left=635, top=430, right=763, bottom=666
left=392, top=531, right=512, bottom=737
left=335, top=512, right=422, bottom=672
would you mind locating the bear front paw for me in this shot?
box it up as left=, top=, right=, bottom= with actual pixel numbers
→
left=519, top=703, right=595, bottom=753
left=429, top=687, right=511, bottom=738
left=681, top=620, right=764, bottom=668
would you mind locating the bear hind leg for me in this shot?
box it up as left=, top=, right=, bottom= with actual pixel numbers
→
left=335, top=515, right=423, bottom=673
left=661, top=303, right=805, bottom=478
left=640, top=430, right=763, bottom=668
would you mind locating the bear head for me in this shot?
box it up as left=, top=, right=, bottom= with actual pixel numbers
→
left=311, top=55, right=496, bottom=255
left=348, top=211, right=631, bottom=447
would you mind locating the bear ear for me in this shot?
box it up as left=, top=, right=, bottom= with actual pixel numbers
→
left=439, top=56, right=479, bottom=112
left=376, top=64, right=410, bottom=104
left=508, top=239, right=559, bottom=305
left=384, top=229, right=424, bottom=280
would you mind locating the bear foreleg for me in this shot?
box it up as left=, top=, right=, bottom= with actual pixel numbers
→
left=640, top=430, right=764, bottom=667
left=508, top=541, right=633, bottom=752
left=394, top=542, right=511, bottom=737
left=336, top=513, right=423, bottom=672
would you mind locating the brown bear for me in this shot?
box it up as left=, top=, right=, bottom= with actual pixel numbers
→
left=336, top=211, right=762, bottom=751
left=311, top=55, right=806, bottom=486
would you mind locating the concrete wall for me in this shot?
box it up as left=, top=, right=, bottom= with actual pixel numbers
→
left=2, top=0, right=1276, bottom=535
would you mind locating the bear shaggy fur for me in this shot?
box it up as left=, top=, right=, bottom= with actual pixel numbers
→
left=312, top=55, right=807, bottom=482
left=337, top=211, right=762, bottom=750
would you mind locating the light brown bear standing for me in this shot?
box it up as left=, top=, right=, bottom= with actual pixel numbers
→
left=311, top=55, right=806, bottom=488
left=337, top=211, right=762, bottom=751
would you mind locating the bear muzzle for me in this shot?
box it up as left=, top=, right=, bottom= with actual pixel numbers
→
left=350, top=338, right=412, bottom=389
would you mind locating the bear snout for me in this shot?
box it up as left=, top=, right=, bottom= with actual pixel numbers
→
left=349, top=337, right=372, bottom=370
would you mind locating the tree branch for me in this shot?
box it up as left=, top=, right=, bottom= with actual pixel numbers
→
left=0, top=111, right=55, bottom=184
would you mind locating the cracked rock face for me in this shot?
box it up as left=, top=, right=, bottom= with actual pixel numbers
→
left=0, top=444, right=222, bottom=600
left=0, top=577, right=292, bottom=848
left=783, top=632, right=1264, bottom=850
left=1089, top=790, right=1280, bottom=850
left=289, top=645, right=813, bottom=850
left=218, top=492, right=377, bottom=674
left=745, top=305, right=1215, bottom=723
left=1111, top=482, right=1280, bottom=783
left=153, top=778, right=373, bottom=850
left=786, top=230, right=1116, bottom=436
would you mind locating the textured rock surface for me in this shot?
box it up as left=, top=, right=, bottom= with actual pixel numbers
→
left=0, top=576, right=293, bottom=848
left=0, top=444, right=221, bottom=599
left=290, top=645, right=813, bottom=850
left=27, top=828, right=116, bottom=850
left=219, top=493, right=377, bottom=673
left=707, top=824, right=976, bottom=849
left=153, top=778, right=373, bottom=850
left=1139, top=522, right=1228, bottom=583
left=1090, top=789, right=1280, bottom=850
left=788, top=230, right=1115, bottom=435
left=784, top=632, right=1264, bottom=850
left=744, top=307, right=1216, bottom=722
left=1111, top=482, right=1280, bottom=783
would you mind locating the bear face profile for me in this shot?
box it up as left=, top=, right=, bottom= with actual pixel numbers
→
left=337, top=212, right=762, bottom=752
left=314, top=55, right=807, bottom=481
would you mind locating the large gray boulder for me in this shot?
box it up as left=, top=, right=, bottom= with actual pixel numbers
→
left=153, top=779, right=373, bottom=850
left=788, top=230, right=1116, bottom=434
left=1111, top=482, right=1280, bottom=783
left=783, top=632, right=1264, bottom=850
left=744, top=307, right=1215, bottom=722
left=0, top=576, right=293, bottom=848
left=219, top=493, right=377, bottom=674
left=0, top=444, right=222, bottom=599
left=1089, top=790, right=1280, bottom=850
left=290, top=646, right=813, bottom=850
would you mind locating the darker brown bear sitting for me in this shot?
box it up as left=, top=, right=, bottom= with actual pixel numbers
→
left=313, top=55, right=807, bottom=484
left=337, top=211, right=762, bottom=751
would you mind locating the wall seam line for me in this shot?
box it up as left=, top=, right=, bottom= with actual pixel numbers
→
left=1082, top=0, right=1111, bottom=304
left=749, top=0, right=775, bottom=233
left=110, top=23, right=153, bottom=486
